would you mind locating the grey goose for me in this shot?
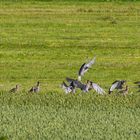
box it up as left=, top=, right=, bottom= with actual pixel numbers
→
left=109, top=80, right=126, bottom=94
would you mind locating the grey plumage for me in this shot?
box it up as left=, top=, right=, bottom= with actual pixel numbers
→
left=66, top=77, right=91, bottom=92
left=66, top=77, right=82, bottom=88
left=109, top=80, right=126, bottom=94
left=78, top=57, right=96, bottom=81
left=76, top=80, right=91, bottom=92
left=90, top=81, right=106, bottom=95
left=61, top=81, right=75, bottom=94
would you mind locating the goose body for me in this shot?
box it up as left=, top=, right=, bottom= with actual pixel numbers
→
left=66, top=77, right=91, bottom=92
left=28, top=81, right=40, bottom=93
left=77, top=80, right=91, bottom=92
left=109, top=80, right=126, bottom=94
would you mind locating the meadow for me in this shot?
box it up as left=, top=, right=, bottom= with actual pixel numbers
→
left=0, top=0, right=140, bottom=139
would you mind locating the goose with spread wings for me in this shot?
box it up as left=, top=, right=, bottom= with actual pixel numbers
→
left=78, top=57, right=96, bottom=81
left=109, top=80, right=126, bottom=94
left=66, top=77, right=105, bottom=94
left=66, top=77, right=91, bottom=92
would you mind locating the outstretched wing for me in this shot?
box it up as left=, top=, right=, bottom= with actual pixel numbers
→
left=109, top=81, right=119, bottom=92
left=78, top=57, right=96, bottom=81
left=85, top=57, right=96, bottom=68
left=91, top=83, right=105, bottom=95
left=78, top=63, right=86, bottom=76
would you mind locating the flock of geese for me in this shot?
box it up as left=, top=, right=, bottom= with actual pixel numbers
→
left=61, top=56, right=140, bottom=95
left=9, top=82, right=40, bottom=93
left=8, top=56, right=139, bottom=95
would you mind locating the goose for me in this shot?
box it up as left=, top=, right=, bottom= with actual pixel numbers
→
left=66, top=77, right=91, bottom=92
left=61, top=81, right=75, bottom=94
left=78, top=56, right=96, bottom=81
left=28, top=81, right=40, bottom=93
left=89, top=81, right=106, bottom=95
left=76, top=80, right=91, bottom=92
left=109, top=80, right=126, bottom=94
left=117, top=85, right=129, bottom=96
left=9, top=85, right=19, bottom=93
left=28, top=87, right=34, bottom=93
left=66, top=77, right=82, bottom=88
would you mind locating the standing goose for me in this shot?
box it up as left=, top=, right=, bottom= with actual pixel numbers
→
left=109, top=80, right=126, bottom=94
left=28, top=81, right=40, bottom=93
left=9, top=85, right=19, bottom=93
left=90, top=81, right=106, bottom=95
left=78, top=56, right=96, bottom=81
left=61, top=81, right=75, bottom=94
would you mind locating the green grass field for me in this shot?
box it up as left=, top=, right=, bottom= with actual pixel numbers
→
left=0, top=0, right=140, bottom=139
